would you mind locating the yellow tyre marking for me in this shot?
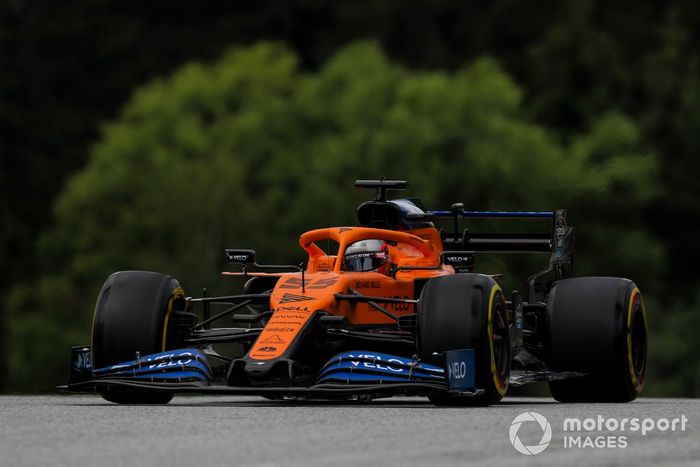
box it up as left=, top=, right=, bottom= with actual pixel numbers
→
left=162, top=286, right=185, bottom=351
left=487, top=284, right=507, bottom=396
left=626, top=287, right=646, bottom=392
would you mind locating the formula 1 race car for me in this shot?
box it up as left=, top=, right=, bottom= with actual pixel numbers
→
left=61, top=179, right=648, bottom=405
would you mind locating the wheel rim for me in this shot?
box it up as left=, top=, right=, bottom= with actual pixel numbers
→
left=491, top=301, right=509, bottom=387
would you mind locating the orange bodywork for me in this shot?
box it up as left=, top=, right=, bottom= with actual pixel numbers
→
left=223, top=226, right=454, bottom=360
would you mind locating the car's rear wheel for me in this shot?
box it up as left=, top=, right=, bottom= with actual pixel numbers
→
left=92, top=271, right=186, bottom=404
left=418, top=274, right=510, bottom=406
left=546, top=277, right=647, bottom=402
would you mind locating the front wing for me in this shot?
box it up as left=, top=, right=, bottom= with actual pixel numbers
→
left=59, top=347, right=484, bottom=399
left=59, top=347, right=582, bottom=399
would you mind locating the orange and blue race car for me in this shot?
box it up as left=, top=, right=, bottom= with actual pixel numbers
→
left=61, top=179, right=648, bottom=405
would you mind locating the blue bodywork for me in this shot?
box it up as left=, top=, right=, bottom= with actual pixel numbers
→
left=91, top=348, right=213, bottom=383
left=75, top=347, right=477, bottom=393
left=316, top=351, right=445, bottom=385
left=445, top=349, right=476, bottom=391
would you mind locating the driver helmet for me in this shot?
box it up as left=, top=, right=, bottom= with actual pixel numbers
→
left=344, top=239, right=390, bottom=274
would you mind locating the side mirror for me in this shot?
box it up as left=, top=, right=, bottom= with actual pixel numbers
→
left=225, top=249, right=256, bottom=264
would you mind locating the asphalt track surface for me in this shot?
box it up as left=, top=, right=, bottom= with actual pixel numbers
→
left=0, top=395, right=698, bottom=467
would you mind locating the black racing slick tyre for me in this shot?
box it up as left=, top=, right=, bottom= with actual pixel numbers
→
left=92, top=271, right=186, bottom=405
left=418, top=274, right=510, bottom=406
left=546, top=277, right=648, bottom=402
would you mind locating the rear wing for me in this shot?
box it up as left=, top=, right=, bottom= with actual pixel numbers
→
left=424, top=207, right=574, bottom=282
left=353, top=179, right=573, bottom=300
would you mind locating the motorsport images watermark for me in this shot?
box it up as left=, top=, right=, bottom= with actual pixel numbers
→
left=509, top=411, right=689, bottom=455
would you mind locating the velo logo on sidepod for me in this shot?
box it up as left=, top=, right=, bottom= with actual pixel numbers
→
left=509, top=412, right=552, bottom=455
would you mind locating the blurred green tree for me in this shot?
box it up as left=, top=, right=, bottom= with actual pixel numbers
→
left=648, top=290, right=700, bottom=396
left=6, top=42, right=663, bottom=393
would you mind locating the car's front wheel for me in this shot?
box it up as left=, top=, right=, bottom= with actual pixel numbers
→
left=418, top=274, right=510, bottom=406
left=92, top=270, right=186, bottom=404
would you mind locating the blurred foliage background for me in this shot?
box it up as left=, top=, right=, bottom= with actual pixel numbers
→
left=1, top=0, right=699, bottom=395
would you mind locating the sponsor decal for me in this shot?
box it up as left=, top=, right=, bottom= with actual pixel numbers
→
left=279, top=293, right=315, bottom=303
left=346, top=353, right=405, bottom=373
left=109, top=351, right=195, bottom=371
left=279, top=277, right=309, bottom=289
left=274, top=306, right=309, bottom=312
left=225, top=249, right=255, bottom=263
left=257, top=346, right=277, bottom=353
left=282, top=278, right=338, bottom=290
left=263, top=327, right=295, bottom=333
left=346, top=252, right=374, bottom=259
left=387, top=295, right=411, bottom=312
left=442, top=252, right=474, bottom=272
left=448, top=360, right=468, bottom=380
left=307, top=278, right=338, bottom=289
left=354, top=280, right=381, bottom=289
left=445, top=349, right=475, bottom=391
left=444, top=255, right=471, bottom=263
left=271, top=317, right=307, bottom=324
left=73, top=348, right=91, bottom=370
left=146, top=352, right=194, bottom=370
left=263, top=334, right=286, bottom=343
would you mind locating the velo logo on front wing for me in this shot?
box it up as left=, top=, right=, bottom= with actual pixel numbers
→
left=509, top=412, right=552, bottom=455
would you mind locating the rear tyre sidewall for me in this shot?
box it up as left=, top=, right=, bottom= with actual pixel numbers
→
left=546, top=277, right=647, bottom=402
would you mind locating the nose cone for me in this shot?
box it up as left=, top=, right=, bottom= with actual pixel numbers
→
left=247, top=272, right=341, bottom=361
